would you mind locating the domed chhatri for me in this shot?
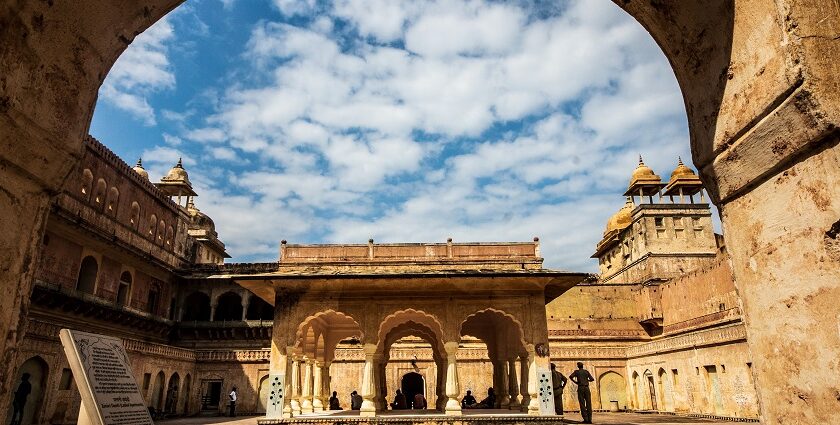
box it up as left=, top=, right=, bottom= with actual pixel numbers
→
left=162, top=158, right=191, bottom=185
left=664, top=157, right=704, bottom=199
left=155, top=157, right=197, bottom=201
left=604, top=197, right=634, bottom=236
left=132, top=158, right=149, bottom=180
left=624, top=155, right=664, bottom=198
left=186, top=198, right=216, bottom=233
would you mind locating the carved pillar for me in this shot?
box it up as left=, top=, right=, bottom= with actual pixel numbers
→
left=290, top=355, right=301, bottom=415
left=496, top=359, right=510, bottom=408
left=209, top=303, right=217, bottom=322
left=312, top=360, right=324, bottom=411
left=301, top=358, right=314, bottom=413
left=519, top=356, right=530, bottom=413
left=241, top=296, right=249, bottom=321
left=507, top=358, right=520, bottom=410
left=525, top=347, right=539, bottom=415
left=360, top=343, right=378, bottom=417
left=374, top=358, right=386, bottom=410
left=321, top=361, right=331, bottom=409
left=444, top=341, right=461, bottom=415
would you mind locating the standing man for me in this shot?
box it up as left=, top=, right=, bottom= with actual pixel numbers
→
left=550, top=363, right=567, bottom=415
left=10, top=373, right=32, bottom=425
left=569, top=362, right=594, bottom=424
left=228, top=386, right=238, bottom=417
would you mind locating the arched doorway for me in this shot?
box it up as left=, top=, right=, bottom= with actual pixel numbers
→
left=631, top=371, right=640, bottom=410
left=182, top=374, right=192, bottom=415
left=460, top=309, right=526, bottom=410
left=164, top=373, right=180, bottom=414
left=213, top=292, right=243, bottom=321
left=401, top=372, right=425, bottom=409
left=181, top=292, right=211, bottom=321
left=151, top=371, right=165, bottom=411
left=598, top=371, right=627, bottom=411
left=6, top=356, right=48, bottom=425
left=258, top=375, right=270, bottom=413
left=76, top=256, right=98, bottom=293
left=644, top=370, right=656, bottom=411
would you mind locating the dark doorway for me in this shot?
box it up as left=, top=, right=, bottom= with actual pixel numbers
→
left=646, top=373, right=658, bottom=411
left=202, top=381, right=223, bottom=410
left=401, top=372, right=424, bottom=409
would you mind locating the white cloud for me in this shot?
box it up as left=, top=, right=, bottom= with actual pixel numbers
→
left=133, top=0, right=702, bottom=270
left=100, top=17, right=176, bottom=125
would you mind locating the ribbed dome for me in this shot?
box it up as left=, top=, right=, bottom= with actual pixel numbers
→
left=668, top=157, right=697, bottom=183
left=604, top=198, right=634, bottom=236
left=133, top=158, right=149, bottom=180
left=162, top=158, right=191, bottom=186
left=187, top=199, right=215, bottom=232
left=628, top=156, right=660, bottom=187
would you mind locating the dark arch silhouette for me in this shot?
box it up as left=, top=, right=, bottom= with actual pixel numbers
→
left=401, top=372, right=425, bottom=410
left=76, top=256, right=98, bottom=293
left=181, top=292, right=211, bottom=321
left=245, top=297, right=274, bottom=320
left=214, top=292, right=243, bottom=321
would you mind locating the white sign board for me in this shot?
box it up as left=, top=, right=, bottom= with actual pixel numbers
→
left=536, top=366, right=557, bottom=415
left=59, top=329, right=153, bottom=425
left=265, top=373, right=285, bottom=418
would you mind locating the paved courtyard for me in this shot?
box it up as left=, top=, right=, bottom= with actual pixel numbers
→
left=159, top=413, right=741, bottom=425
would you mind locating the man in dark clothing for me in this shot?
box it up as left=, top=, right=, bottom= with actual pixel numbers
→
left=569, top=362, right=595, bottom=424
left=461, top=390, right=477, bottom=408
left=329, top=391, right=341, bottom=410
left=390, top=390, right=407, bottom=410
left=10, top=373, right=32, bottom=425
left=475, top=387, right=496, bottom=409
left=550, top=363, right=567, bottom=415
left=350, top=390, right=362, bottom=410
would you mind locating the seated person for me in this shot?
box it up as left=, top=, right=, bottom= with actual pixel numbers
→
left=350, top=391, right=362, bottom=410
left=329, top=391, right=341, bottom=410
left=389, top=390, right=407, bottom=410
left=474, top=387, right=496, bottom=409
left=413, top=392, right=427, bottom=409
left=461, top=390, right=477, bottom=408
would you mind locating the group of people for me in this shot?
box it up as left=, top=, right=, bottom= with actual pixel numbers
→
left=552, top=362, right=595, bottom=424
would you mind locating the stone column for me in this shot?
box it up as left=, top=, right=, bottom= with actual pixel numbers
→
left=496, top=359, right=510, bottom=408
left=360, top=343, right=378, bottom=417
left=525, top=348, right=539, bottom=415
left=374, top=359, right=386, bottom=410
left=241, top=296, right=249, bottom=321
left=519, top=357, right=530, bottom=413
left=301, top=358, right=314, bottom=413
left=321, top=361, right=331, bottom=409
left=290, top=356, right=301, bottom=415
left=209, top=303, right=217, bottom=321
left=507, top=358, right=520, bottom=410
left=444, top=341, right=461, bottom=416
left=312, top=360, right=324, bottom=411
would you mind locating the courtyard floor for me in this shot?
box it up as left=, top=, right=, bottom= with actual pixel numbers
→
left=159, top=412, right=740, bottom=425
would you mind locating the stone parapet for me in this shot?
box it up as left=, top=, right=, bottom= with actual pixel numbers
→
left=626, top=323, right=747, bottom=359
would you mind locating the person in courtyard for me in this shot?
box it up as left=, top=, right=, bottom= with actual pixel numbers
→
left=413, top=392, right=427, bottom=409
left=569, top=362, right=594, bottom=424
left=390, top=389, right=407, bottom=409
left=350, top=390, right=362, bottom=410
left=551, top=363, right=567, bottom=415
left=228, top=386, right=237, bottom=417
left=461, top=390, right=477, bottom=408
left=10, top=373, right=32, bottom=425
left=474, top=387, right=496, bottom=409
left=329, top=391, right=341, bottom=410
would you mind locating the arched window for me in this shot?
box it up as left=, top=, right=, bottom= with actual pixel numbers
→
left=130, top=202, right=141, bottom=229
left=105, top=187, right=119, bottom=216
left=165, top=226, right=174, bottom=247
left=148, top=214, right=157, bottom=239
left=181, top=292, right=211, bottom=321
left=157, top=220, right=166, bottom=245
left=116, top=271, right=132, bottom=306
left=147, top=284, right=160, bottom=315
left=81, top=169, right=93, bottom=200
left=76, top=256, right=98, bottom=293
left=213, top=292, right=243, bottom=321
left=92, top=179, right=107, bottom=207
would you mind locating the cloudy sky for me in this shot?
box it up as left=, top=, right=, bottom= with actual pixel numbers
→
left=90, top=0, right=714, bottom=271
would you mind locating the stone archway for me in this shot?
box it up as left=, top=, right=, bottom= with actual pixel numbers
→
left=2, top=2, right=840, bottom=423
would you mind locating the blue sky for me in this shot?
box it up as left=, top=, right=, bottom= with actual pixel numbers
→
left=90, top=0, right=713, bottom=271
